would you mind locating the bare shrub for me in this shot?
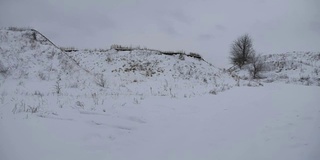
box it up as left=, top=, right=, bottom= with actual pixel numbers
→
left=60, top=46, right=78, bottom=52
left=178, top=54, right=185, bottom=60
left=26, top=105, right=39, bottom=113
left=161, top=50, right=185, bottom=57
left=33, top=91, right=44, bottom=97
left=106, top=56, right=112, bottom=63
left=249, top=53, right=265, bottom=79
left=12, top=101, right=39, bottom=114
left=203, top=78, right=208, bottom=83
left=313, top=68, right=319, bottom=75
left=147, top=68, right=156, bottom=77
left=12, top=101, right=26, bottom=114
left=47, top=50, right=56, bottom=59
left=133, top=97, right=140, bottom=104
left=0, top=60, right=9, bottom=75
left=279, top=74, right=289, bottom=79
left=188, top=52, right=203, bottom=60
left=209, top=89, right=217, bottom=95
left=264, top=78, right=274, bottom=83
left=110, top=44, right=134, bottom=51
left=94, top=73, right=106, bottom=87
left=38, top=72, right=47, bottom=80
left=92, top=93, right=98, bottom=105
left=124, top=61, right=157, bottom=77
left=55, top=75, right=61, bottom=94
left=98, top=48, right=108, bottom=52
left=76, top=101, right=84, bottom=109
left=8, top=27, right=30, bottom=31
left=299, top=75, right=310, bottom=81
left=55, top=81, right=61, bottom=94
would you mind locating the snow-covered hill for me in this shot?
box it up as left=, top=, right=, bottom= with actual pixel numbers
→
left=261, top=52, right=320, bottom=85
left=1, top=27, right=320, bottom=160
left=1, top=28, right=319, bottom=116
left=0, top=28, right=94, bottom=115
left=0, top=27, right=252, bottom=116
left=66, top=47, right=249, bottom=97
left=231, top=51, right=320, bottom=86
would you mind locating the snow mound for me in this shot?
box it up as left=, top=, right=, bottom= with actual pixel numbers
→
left=66, top=48, right=253, bottom=98
left=231, top=51, right=320, bottom=86
left=261, top=52, right=320, bottom=86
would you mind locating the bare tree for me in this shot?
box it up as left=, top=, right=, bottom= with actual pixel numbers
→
left=230, top=34, right=255, bottom=68
left=249, top=53, right=264, bottom=79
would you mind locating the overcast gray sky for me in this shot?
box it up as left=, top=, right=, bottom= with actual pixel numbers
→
left=1, top=0, right=319, bottom=67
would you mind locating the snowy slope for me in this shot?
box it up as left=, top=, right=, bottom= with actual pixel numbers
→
left=231, top=51, right=320, bottom=86
left=0, top=28, right=255, bottom=116
left=0, top=28, right=96, bottom=115
left=261, top=52, right=320, bottom=85
left=66, top=48, right=253, bottom=98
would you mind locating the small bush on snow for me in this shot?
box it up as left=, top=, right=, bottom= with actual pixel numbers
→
left=0, top=61, right=9, bottom=77
left=94, top=73, right=106, bottom=87
left=106, top=56, right=113, bottom=63
left=55, top=75, right=62, bottom=94
left=26, top=105, right=39, bottom=113
left=7, top=26, right=31, bottom=31
left=188, top=52, right=203, bottom=60
left=265, top=78, right=274, bottom=83
left=209, top=89, right=217, bottom=95
left=110, top=44, right=135, bottom=51
left=12, top=100, right=40, bottom=114
left=179, top=54, right=185, bottom=60
left=76, top=101, right=85, bottom=109
left=38, top=72, right=47, bottom=80
left=248, top=53, right=265, bottom=79
left=313, top=68, right=319, bottom=75
left=279, top=74, right=289, bottom=79
left=161, top=50, right=185, bottom=56
left=60, top=46, right=78, bottom=52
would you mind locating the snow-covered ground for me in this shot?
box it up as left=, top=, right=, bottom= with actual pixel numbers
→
left=1, top=28, right=319, bottom=160
left=1, top=84, right=319, bottom=160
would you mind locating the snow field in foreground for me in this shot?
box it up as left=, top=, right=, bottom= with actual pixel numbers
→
left=1, top=83, right=319, bottom=160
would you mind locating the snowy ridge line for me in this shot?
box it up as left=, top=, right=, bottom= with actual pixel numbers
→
left=5, top=28, right=218, bottom=67
left=0, top=27, right=94, bottom=75
left=30, top=29, right=60, bottom=49
left=30, top=28, right=92, bottom=74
